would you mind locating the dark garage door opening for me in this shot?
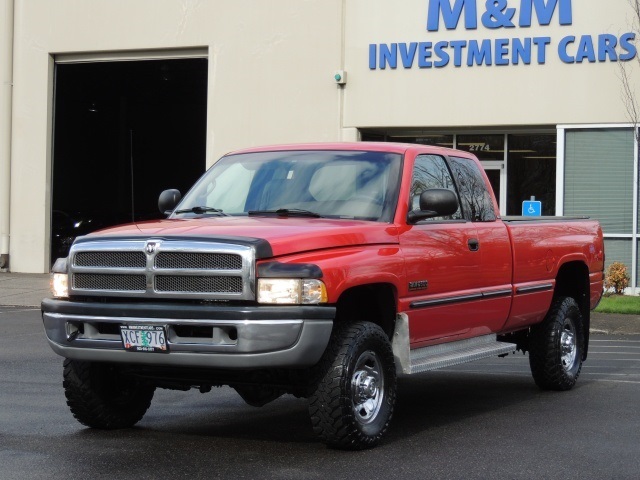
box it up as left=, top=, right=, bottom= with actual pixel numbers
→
left=51, top=58, right=208, bottom=263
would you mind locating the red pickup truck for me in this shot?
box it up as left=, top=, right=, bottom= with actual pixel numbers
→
left=42, top=142, right=604, bottom=450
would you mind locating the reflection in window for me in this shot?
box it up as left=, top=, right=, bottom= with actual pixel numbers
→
left=176, top=150, right=402, bottom=222
left=201, top=162, right=255, bottom=213
left=449, top=157, right=496, bottom=222
left=410, top=155, right=462, bottom=220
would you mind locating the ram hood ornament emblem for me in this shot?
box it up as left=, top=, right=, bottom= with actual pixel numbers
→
left=145, top=241, right=159, bottom=254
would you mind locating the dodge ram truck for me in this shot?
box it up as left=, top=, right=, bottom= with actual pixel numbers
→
left=42, top=142, right=604, bottom=450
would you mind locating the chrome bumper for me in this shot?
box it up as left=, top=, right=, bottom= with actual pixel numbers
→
left=41, top=298, right=335, bottom=369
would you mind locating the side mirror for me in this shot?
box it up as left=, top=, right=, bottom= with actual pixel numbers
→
left=158, top=189, right=182, bottom=215
left=407, top=188, right=459, bottom=224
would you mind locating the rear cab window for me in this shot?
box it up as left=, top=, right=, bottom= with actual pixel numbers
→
left=448, top=156, right=497, bottom=222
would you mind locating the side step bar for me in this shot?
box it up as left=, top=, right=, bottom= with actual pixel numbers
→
left=408, top=334, right=517, bottom=374
left=392, top=315, right=517, bottom=374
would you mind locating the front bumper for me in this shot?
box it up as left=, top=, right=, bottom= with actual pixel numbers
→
left=41, top=298, right=335, bottom=369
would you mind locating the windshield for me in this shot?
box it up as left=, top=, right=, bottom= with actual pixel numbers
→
left=172, top=150, right=402, bottom=222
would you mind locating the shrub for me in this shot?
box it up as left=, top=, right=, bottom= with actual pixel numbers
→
left=604, top=262, right=630, bottom=295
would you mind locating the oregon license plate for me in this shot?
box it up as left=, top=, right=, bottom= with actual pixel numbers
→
left=120, top=325, right=168, bottom=353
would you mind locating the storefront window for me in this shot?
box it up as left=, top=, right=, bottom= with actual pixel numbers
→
left=360, top=131, right=454, bottom=148
left=360, top=130, right=557, bottom=217
left=564, top=129, right=633, bottom=233
left=412, top=134, right=454, bottom=148
left=604, top=238, right=631, bottom=277
left=456, top=134, right=504, bottom=161
left=484, top=169, right=501, bottom=206
left=507, top=134, right=556, bottom=216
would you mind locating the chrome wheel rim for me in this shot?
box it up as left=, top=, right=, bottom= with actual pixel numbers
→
left=560, top=318, right=577, bottom=371
left=351, top=351, right=384, bottom=425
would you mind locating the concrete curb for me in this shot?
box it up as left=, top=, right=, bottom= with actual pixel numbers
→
left=590, top=312, right=640, bottom=336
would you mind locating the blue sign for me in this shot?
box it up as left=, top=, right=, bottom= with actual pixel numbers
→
left=426, top=0, right=573, bottom=31
left=368, top=0, right=637, bottom=70
left=522, top=200, right=542, bottom=217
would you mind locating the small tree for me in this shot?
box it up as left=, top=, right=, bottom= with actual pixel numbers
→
left=620, top=1, right=640, bottom=142
left=604, top=262, right=630, bottom=295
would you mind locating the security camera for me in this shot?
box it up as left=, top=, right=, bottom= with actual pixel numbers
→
left=334, top=70, right=347, bottom=85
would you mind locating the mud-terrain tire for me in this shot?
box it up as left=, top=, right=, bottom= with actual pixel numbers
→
left=529, top=296, right=584, bottom=391
left=63, top=359, right=155, bottom=429
left=309, top=321, right=396, bottom=450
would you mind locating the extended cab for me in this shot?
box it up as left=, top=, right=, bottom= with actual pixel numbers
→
left=42, top=143, right=604, bottom=449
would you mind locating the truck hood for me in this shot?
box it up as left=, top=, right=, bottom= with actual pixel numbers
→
left=82, top=217, right=400, bottom=258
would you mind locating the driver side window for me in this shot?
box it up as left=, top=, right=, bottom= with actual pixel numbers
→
left=410, top=155, right=462, bottom=220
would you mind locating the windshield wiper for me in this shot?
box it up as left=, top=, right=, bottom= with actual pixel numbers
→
left=248, top=208, right=322, bottom=218
left=173, top=206, right=228, bottom=216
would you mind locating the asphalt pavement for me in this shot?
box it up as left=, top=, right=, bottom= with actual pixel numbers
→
left=1, top=271, right=639, bottom=334
left=1, top=306, right=639, bottom=479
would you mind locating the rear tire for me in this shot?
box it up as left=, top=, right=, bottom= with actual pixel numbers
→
left=308, top=321, right=396, bottom=450
left=529, top=296, right=584, bottom=391
left=63, top=359, right=155, bottom=429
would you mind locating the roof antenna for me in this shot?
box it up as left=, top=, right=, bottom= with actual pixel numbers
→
left=130, top=129, right=135, bottom=223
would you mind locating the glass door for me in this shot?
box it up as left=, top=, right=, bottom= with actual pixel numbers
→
left=506, top=134, right=556, bottom=215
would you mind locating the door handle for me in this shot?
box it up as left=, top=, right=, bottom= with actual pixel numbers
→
left=468, top=238, right=480, bottom=251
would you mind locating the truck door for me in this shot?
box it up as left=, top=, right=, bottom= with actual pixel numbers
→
left=400, top=154, right=483, bottom=345
left=447, top=155, right=512, bottom=332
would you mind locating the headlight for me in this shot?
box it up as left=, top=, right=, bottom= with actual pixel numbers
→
left=257, top=278, right=328, bottom=304
left=51, top=273, right=69, bottom=298
left=51, top=257, right=69, bottom=299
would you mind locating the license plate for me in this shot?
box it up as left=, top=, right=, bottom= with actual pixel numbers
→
left=120, top=325, right=168, bottom=353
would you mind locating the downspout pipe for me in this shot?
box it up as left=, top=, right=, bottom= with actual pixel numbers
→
left=0, top=0, right=14, bottom=269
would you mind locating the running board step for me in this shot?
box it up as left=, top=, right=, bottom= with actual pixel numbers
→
left=408, top=334, right=517, bottom=374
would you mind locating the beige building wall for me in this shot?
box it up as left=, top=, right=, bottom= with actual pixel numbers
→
left=344, top=0, right=639, bottom=128
left=9, top=0, right=344, bottom=273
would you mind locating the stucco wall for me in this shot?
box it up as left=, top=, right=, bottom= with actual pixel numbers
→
left=10, top=0, right=344, bottom=272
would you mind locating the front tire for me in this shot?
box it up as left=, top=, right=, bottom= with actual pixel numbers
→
left=529, top=296, right=584, bottom=391
left=308, top=321, right=396, bottom=450
left=63, top=359, right=155, bottom=429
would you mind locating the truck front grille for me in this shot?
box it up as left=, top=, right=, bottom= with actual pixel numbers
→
left=75, top=251, right=147, bottom=269
left=73, top=273, right=147, bottom=292
left=154, top=252, right=242, bottom=270
left=68, top=239, right=255, bottom=300
left=155, top=275, right=243, bottom=293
